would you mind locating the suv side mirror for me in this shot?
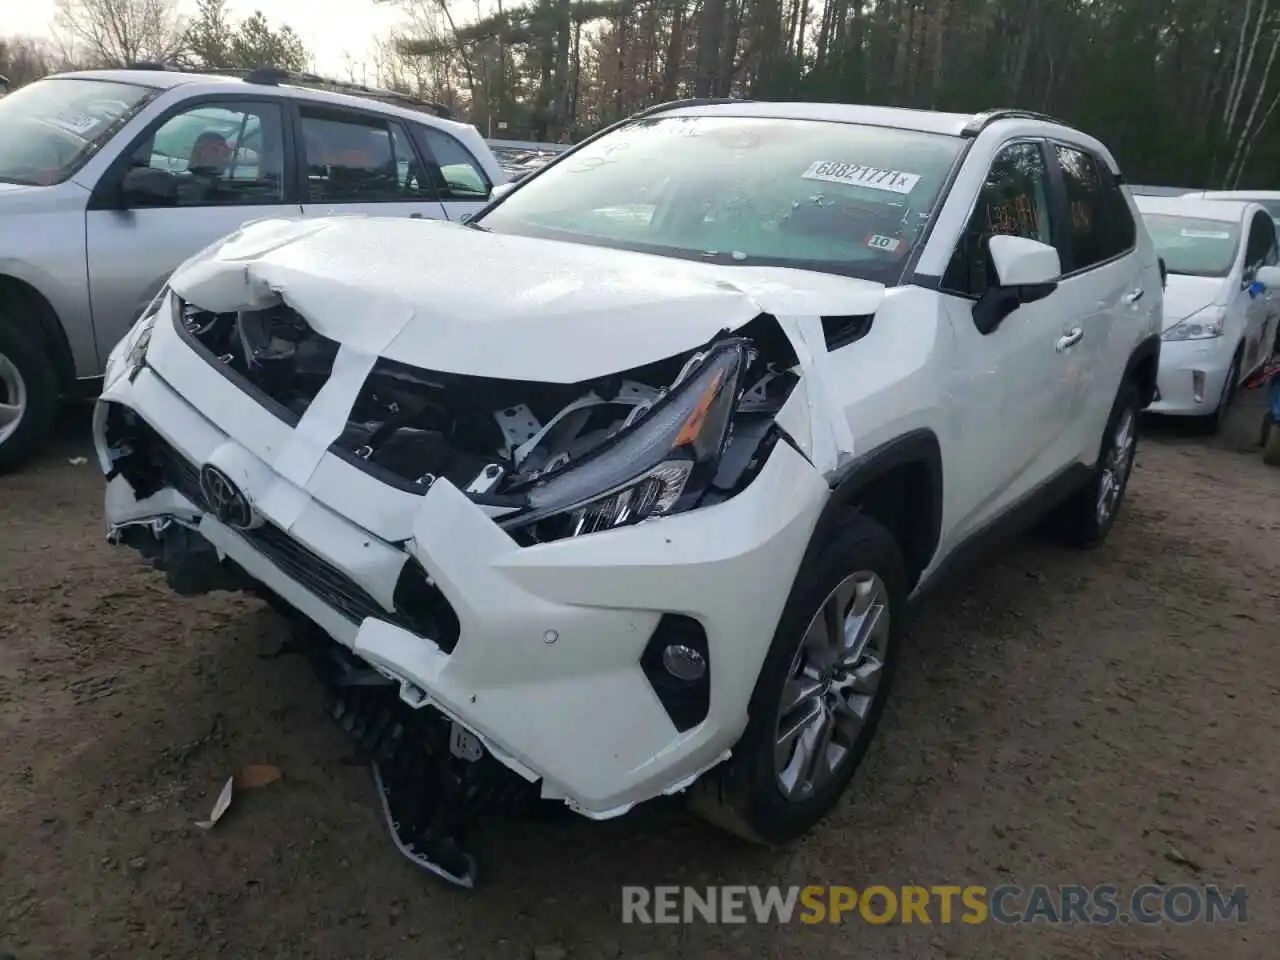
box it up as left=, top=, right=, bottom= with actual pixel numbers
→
left=973, top=235, right=1062, bottom=335
left=119, top=166, right=178, bottom=209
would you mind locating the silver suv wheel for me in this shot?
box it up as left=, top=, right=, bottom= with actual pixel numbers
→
left=0, top=351, right=28, bottom=446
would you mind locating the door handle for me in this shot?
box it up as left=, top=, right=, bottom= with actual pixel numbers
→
left=1056, top=327, right=1084, bottom=352
left=1123, top=287, right=1145, bottom=304
left=409, top=212, right=425, bottom=219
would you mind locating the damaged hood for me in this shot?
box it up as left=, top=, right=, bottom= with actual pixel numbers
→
left=169, top=215, right=887, bottom=382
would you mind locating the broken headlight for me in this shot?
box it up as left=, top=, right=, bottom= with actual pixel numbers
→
left=107, top=286, right=168, bottom=387
left=502, top=340, right=749, bottom=542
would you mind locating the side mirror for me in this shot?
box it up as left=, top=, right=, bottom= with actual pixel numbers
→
left=1158, top=256, right=1169, bottom=290
left=119, top=166, right=177, bottom=208
left=1254, top=264, right=1280, bottom=291
left=973, top=235, right=1062, bottom=335
left=489, top=181, right=516, bottom=202
left=989, top=234, right=1062, bottom=286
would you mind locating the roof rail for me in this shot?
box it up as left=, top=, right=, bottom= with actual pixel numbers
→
left=632, top=96, right=755, bottom=119
left=962, top=108, right=1067, bottom=136
left=242, top=67, right=455, bottom=120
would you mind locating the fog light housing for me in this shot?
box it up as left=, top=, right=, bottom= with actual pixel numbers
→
left=641, top=615, right=711, bottom=732
left=661, top=643, right=707, bottom=681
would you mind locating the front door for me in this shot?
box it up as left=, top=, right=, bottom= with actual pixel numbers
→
left=935, top=139, right=1079, bottom=545
left=293, top=106, right=448, bottom=222
left=84, top=97, right=302, bottom=358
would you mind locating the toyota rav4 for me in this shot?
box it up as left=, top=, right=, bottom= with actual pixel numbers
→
left=95, top=99, right=1162, bottom=887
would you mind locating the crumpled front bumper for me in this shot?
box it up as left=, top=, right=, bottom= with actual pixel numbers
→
left=96, top=316, right=829, bottom=818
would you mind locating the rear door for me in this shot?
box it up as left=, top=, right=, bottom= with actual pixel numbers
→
left=291, top=104, right=448, bottom=221
left=84, top=95, right=301, bottom=360
left=409, top=123, right=494, bottom=221
left=1046, top=142, right=1144, bottom=460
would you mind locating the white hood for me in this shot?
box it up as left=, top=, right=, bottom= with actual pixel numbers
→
left=168, top=215, right=887, bottom=383
left=1161, top=274, right=1227, bottom=327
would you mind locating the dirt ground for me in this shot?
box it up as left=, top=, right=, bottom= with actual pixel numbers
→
left=2, top=389, right=1278, bottom=960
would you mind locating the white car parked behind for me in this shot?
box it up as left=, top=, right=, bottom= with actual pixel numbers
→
left=1135, top=195, right=1280, bottom=430
left=1181, top=189, right=1280, bottom=223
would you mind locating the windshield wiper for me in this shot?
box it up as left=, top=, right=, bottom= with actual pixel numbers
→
left=0, top=175, right=37, bottom=186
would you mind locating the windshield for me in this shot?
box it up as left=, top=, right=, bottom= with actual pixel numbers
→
left=0, top=77, right=156, bottom=186
left=1143, top=214, right=1240, bottom=278
left=476, top=115, right=965, bottom=282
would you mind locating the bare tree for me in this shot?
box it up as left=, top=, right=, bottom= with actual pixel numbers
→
left=0, top=35, right=58, bottom=88
left=53, top=0, right=188, bottom=68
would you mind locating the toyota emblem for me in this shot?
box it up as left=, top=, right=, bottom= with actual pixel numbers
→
left=198, top=464, right=258, bottom=530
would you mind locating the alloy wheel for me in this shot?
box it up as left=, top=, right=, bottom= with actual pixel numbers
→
left=774, top=570, right=891, bottom=801
left=1096, top=404, right=1137, bottom=527
left=0, top=352, right=27, bottom=447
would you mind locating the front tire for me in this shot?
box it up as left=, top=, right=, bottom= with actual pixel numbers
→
left=1050, top=381, right=1141, bottom=549
left=0, top=315, right=59, bottom=474
left=689, top=514, right=906, bottom=845
left=1201, top=349, right=1241, bottom=436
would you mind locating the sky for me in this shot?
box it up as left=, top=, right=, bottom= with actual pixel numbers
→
left=7, top=0, right=418, bottom=78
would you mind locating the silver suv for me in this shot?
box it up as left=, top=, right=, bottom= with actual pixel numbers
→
left=0, top=66, right=506, bottom=472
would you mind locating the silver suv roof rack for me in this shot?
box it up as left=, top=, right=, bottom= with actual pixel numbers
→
left=241, top=67, right=455, bottom=120
left=121, top=62, right=454, bottom=120
left=962, top=108, right=1066, bottom=136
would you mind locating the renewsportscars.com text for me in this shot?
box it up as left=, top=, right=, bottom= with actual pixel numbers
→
left=621, top=884, right=1248, bottom=925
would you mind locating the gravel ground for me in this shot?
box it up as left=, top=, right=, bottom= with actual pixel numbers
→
left=1, top=391, right=1278, bottom=960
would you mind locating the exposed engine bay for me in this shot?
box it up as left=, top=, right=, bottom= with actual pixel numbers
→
left=176, top=298, right=809, bottom=543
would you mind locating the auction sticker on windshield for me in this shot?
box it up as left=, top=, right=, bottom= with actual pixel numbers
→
left=46, top=113, right=101, bottom=136
left=866, top=234, right=902, bottom=252
left=802, top=161, right=921, bottom=195
left=1180, top=229, right=1231, bottom=240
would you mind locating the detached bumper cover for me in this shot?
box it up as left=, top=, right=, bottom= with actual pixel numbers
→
left=97, top=343, right=828, bottom=816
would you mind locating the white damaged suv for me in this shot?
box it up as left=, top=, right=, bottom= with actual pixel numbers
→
left=96, top=100, right=1163, bottom=886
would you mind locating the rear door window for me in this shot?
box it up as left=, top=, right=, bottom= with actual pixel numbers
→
left=1053, top=145, right=1113, bottom=271
left=412, top=124, right=491, bottom=201
left=299, top=109, right=437, bottom=203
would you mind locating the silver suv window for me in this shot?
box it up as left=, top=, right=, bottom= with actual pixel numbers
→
left=0, top=77, right=155, bottom=186
left=127, top=100, right=285, bottom=206
left=300, top=109, right=435, bottom=203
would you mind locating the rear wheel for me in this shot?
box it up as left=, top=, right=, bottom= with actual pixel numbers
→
left=689, top=514, right=905, bottom=845
left=1050, top=381, right=1140, bottom=548
left=0, top=314, right=59, bottom=474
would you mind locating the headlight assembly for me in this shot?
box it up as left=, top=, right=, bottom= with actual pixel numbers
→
left=501, top=339, right=750, bottom=542
left=106, top=287, right=167, bottom=387
left=1162, top=306, right=1225, bottom=341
